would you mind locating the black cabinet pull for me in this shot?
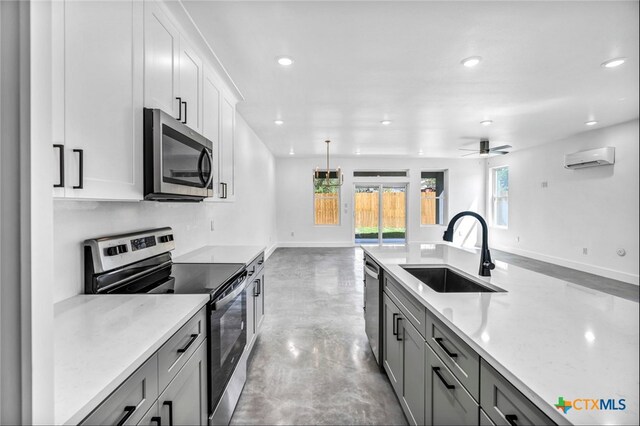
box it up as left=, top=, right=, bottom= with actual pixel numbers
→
left=53, top=144, right=65, bottom=188
left=72, top=149, right=83, bottom=189
left=253, top=280, right=259, bottom=297
left=163, top=401, right=173, bottom=426
left=257, top=260, right=264, bottom=265
left=181, top=101, right=187, bottom=124
left=505, top=414, right=518, bottom=426
left=395, top=317, right=403, bottom=341
left=435, top=337, right=458, bottom=358
left=116, top=406, right=136, bottom=426
left=392, top=313, right=398, bottom=336
left=433, top=367, right=456, bottom=390
left=175, top=97, right=182, bottom=121
left=151, top=416, right=162, bottom=426
left=220, top=182, right=227, bottom=199
left=177, top=333, right=198, bottom=354
left=257, top=279, right=261, bottom=296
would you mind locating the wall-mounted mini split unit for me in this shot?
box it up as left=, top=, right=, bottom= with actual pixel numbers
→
left=564, top=147, right=615, bottom=169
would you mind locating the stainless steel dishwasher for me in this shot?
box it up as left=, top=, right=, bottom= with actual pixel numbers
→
left=364, top=253, right=383, bottom=365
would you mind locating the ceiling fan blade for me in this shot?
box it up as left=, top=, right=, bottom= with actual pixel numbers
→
left=489, top=144, right=512, bottom=151
left=493, top=151, right=509, bottom=155
left=458, top=148, right=479, bottom=151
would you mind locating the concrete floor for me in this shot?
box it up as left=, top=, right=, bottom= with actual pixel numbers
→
left=230, top=247, right=407, bottom=425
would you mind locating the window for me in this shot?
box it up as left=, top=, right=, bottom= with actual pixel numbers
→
left=421, top=171, right=446, bottom=225
left=353, top=170, right=409, bottom=178
left=313, top=171, right=340, bottom=225
left=491, top=166, right=509, bottom=227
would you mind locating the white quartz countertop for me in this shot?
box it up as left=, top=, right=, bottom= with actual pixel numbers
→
left=54, top=294, right=209, bottom=425
left=363, top=243, right=639, bottom=426
left=173, top=245, right=265, bottom=265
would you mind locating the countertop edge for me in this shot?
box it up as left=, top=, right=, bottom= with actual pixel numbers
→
left=363, top=247, right=572, bottom=426
left=58, top=297, right=209, bottom=426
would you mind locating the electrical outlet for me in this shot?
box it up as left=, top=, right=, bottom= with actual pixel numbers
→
left=516, top=236, right=520, bottom=243
left=210, top=219, right=215, bottom=231
left=583, top=247, right=588, bottom=255
left=541, top=181, right=548, bottom=188
left=291, top=231, right=295, bottom=237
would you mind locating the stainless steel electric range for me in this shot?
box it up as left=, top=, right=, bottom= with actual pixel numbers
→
left=84, top=227, right=248, bottom=425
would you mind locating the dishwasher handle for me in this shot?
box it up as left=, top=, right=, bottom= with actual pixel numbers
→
left=364, top=264, right=379, bottom=280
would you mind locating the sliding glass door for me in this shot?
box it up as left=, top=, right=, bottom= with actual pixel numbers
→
left=354, top=184, right=407, bottom=245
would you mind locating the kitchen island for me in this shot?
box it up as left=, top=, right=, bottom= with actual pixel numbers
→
left=363, top=243, right=639, bottom=425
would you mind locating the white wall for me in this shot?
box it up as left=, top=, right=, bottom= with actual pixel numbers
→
left=53, top=114, right=276, bottom=303
left=487, top=119, right=639, bottom=285
left=275, top=156, right=486, bottom=246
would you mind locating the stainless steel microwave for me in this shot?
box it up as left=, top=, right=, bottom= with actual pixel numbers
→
left=144, top=108, right=214, bottom=201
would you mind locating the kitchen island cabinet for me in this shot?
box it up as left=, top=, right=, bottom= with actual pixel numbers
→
left=365, top=243, right=639, bottom=426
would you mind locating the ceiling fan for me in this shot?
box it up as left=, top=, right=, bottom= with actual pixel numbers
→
left=459, top=139, right=512, bottom=157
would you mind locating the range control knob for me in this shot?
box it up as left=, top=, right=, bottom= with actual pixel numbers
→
left=159, top=234, right=174, bottom=243
left=105, top=246, right=119, bottom=256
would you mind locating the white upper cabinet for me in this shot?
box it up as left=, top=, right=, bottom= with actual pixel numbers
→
left=219, top=94, right=236, bottom=200
left=202, top=66, right=221, bottom=192
left=52, top=0, right=144, bottom=200
left=143, top=0, right=180, bottom=118
left=178, top=38, right=203, bottom=133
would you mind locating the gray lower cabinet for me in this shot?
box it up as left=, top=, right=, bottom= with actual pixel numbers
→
left=81, top=355, right=159, bottom=425
left=480, top=360, right=554, bottom=426
left=81, top=308, right=207, bottom=426
left=480, top=408, right=496, bottom=426
left=136, top=402, right=159, bottom=426
left=255, top=271, right=265, bottom=329
left=158, top=340, right=208, bottom=426
left=383, top=294, right=425, bottom=426
left=426, top=344, right=478, bottom=426
left=400, top=315, right=425, bottom=425
left=383, top=294, right=403, bottom=394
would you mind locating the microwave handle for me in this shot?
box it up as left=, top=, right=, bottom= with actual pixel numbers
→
left=204, top=149, right=214, bottom=189
left=197, top=149, right=207, bottom=187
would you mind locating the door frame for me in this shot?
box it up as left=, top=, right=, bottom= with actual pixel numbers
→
left=353, top=181, right=409, bottom=245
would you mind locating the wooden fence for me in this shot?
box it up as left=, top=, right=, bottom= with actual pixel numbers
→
left=315, top=192, right=438, bottom=226
left=421, top=192, right=437, bottom=225
left=314, top=193, right=339, bottom=225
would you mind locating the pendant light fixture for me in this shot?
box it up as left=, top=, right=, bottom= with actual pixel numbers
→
left=313, top=140, right=343, bottom=187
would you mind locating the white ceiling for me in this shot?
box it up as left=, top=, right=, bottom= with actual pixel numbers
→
left=182, top=1, right=639, bottom=158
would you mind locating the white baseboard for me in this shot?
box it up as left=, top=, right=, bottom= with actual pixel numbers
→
left=491, top=243, right=639, bottom=286
left=265, top=243, right=278, bottom=260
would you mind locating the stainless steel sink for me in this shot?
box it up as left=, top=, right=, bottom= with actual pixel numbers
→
left=400, top=266, right=505, bottom=293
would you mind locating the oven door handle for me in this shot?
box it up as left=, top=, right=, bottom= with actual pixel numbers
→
left=214, top=276, right=249, bottom=309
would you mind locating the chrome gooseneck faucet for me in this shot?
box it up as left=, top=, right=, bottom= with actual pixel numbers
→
left=443, top=211, right=496, bottom=277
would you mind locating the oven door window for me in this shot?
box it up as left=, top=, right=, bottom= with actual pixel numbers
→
left=161, top=124, right=212, bottom=188
left=210, top=288, right=246, bottom=408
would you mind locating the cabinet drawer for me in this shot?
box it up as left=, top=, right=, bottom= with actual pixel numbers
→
left=248, top=252, right=265, bottom=277
left=480, top=360, right=555, bottom=426
left=81, top=355, right=158, bottom=426
left=426, top=344, right=478, bottom=426
left=426, top=313, right=480, bottom=400
left=136, top=402, right=159, bottom=426
left=384, top=274, right=426, bottom=337
left=158, top=308, right=206, bottom=392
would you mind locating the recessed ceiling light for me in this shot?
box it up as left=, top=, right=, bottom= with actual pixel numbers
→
left=585, top=120, right=598, bottom=126
left=380, top=120, right=392, bottom=125
left=289, top=148, right=295, bottom=155
left=461, top=56, right=482, bottom=68
left=418, top=150, right=424, bottom=156
left=355, top=150, right=361, bottom=155
left=277, top=56, right=294, bottom=66
left=480, top=120, right=493, bottom=126
left=601, top=57, right=626, bottom=68
left=274, top=120, right=284, bottom=125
